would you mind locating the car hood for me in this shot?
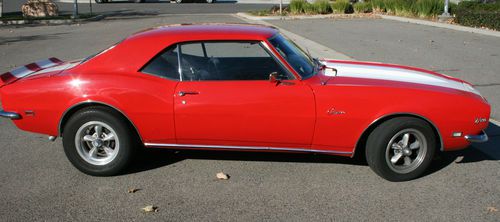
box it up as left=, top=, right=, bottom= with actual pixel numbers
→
left=320, top=60, right=481, bottom=96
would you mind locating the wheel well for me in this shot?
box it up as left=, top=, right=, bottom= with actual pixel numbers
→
left=59, top=102, right=143, bottom=143
left=353, top=114, right=442, bottom=159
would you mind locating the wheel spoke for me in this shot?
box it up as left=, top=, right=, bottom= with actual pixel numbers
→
left=103, top=146, right=114, bottom=155
left=410, top=140, right=420, bottom=150
left=88, top=147, right=97, bottom=158
left=391, top=153, right=403, bottom=164
left=401, top=133, right=410, bottom=148
left=392, top=143, right=402, bottom=150
left=95, top=125, right=103, bottom=138
left=102, top=133, right=115, bottom=141
left=83, top=135, right=95, bottom=142
left=404, top=156, right=412, bottom=166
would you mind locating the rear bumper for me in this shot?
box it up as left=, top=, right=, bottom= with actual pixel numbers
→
left=464, top=130, right=488, bottom=143
left=0, top=110, right=20, bottom=120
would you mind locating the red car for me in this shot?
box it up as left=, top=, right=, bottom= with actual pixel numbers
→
left=0, top=24, right=490, bottom=181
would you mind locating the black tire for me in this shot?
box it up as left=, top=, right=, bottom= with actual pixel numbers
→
left=175, top=0, right=183, bottom=3
left=206, top=0, right=215, bottom=3
left=134, top=0, right=144, bottom=3
left=95, top=0, right=103, bottom=3
left=63, top=106, right=137, bottom=176
left=365, top=117, right=436, bottom=181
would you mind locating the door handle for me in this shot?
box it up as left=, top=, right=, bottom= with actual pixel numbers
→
left=178, top=91, right=199, bottom=97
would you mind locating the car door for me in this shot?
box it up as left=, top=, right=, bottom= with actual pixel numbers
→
left=173, top=41, right=316, bottom=149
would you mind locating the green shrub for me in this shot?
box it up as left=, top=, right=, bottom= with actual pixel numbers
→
left=371, top=0, right=386, bottom=13
left=393, top=0, right=414, bottom=16
left=353, top=2, right=373, bottom=13
left=290, top=0, right=308, bottom=14
left=303, top=3, right=318, bottom=14
left=455, top=1, right=500, bottom=30
left=413, top=0, right=444, bottom=18
left=313, top=0, right=333, bottom=14
left=331, top=0, right=353, bottom=14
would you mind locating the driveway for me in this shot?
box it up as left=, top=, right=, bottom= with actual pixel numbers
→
left=0, top=14, right=499, bottom=221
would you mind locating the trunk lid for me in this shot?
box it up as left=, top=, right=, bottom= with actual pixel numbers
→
left=0, top=57, right=66, bottom=87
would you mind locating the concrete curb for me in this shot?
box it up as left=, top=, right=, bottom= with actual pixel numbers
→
left=236, top=12, right=381, bottom=21
left=235, top=13, right=354, bottom=61
left=379, top=15, right=500, bottom=38
left=0, top=14, right=105, bottom=26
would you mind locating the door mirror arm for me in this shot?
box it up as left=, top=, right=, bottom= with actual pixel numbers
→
left=269, top=72, right=281, bottom=85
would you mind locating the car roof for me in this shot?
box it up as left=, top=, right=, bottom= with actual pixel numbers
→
left=129, top=23, right=279, bottom=41
left=76, top=24, right=281, bottom=75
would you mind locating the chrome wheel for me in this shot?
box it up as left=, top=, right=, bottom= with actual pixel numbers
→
left=385, top=129, right=427, bottom=174
left=75, top=121, right=120, bottom=166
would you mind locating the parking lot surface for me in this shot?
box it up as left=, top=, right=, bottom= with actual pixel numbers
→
left=0, top=14, right=499, bottom=221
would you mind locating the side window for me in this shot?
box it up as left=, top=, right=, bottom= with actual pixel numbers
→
left=179, top=41, right=291, bottom=81
left=141, top=45, right=180, bottom=80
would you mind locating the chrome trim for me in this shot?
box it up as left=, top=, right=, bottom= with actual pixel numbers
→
left=144, top=143, right=352, bottom=155
left=0, top=110, right=21, bottom=120
left=464, top=130, right=488, bottom=143
left=353, top=112, right=444, bottom=157
left=260, top=41, right=298, bottom=80
left=58, top=101, right=143, bottom=143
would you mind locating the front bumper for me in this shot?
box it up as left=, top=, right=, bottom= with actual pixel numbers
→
left=465, top=130, right=488, bottom=143
left=0, top=110, right=20, bottom=120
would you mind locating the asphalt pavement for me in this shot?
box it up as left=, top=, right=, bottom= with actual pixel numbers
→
left=0, top=12, right=499, bottom=222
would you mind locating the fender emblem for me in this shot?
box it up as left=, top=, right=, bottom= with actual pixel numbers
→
left=327, top=108, right=346, bottom=115
left=474, top=117, right=487, bottom=124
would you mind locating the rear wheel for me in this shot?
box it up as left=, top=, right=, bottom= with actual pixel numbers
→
left=134, top=0, right=144, bottom=3
left=365, top=117, right=436, bottom=181
left=95, top=0, right=103, bottom=3
left=63, top=107, right=136, bottom=176
left=175, top=0, right=183, bottom=3
left=206, top=0, right=215, bottom=3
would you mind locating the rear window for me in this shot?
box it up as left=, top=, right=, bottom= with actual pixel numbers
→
left=140, top=45, right=180, bottom=80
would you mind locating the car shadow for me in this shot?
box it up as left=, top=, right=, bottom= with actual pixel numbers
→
left=125, top=122, right=500, bottom=178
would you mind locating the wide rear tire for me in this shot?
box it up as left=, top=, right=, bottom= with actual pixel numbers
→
left=365, top=117, right=436, bottom=181
left=63, top=106, right=136, bottom=176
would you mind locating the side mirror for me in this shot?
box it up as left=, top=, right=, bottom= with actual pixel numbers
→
left=324, top=67, right=338, bottom=77
left=269, top=72, right=281, bottom=84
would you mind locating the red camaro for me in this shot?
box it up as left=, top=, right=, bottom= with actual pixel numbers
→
left=0, top=24, right=490, bottom=181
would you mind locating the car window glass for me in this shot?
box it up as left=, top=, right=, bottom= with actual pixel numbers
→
left=141, top=45, right=180, bottom=80
left=182, top=43, right=205, bottom=57
left=179, top=41, right=290, bottom=81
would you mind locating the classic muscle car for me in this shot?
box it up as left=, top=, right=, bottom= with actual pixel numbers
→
left=0, top=24, right=490, bottom=181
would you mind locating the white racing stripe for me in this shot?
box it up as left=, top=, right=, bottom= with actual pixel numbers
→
left=9, top=66, right=33, bottom=78
left=324, top=61, right=467, bottom=92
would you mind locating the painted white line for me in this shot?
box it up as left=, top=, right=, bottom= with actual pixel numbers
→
left=234, top=13, right=354, bottom=60
left=380, top=15, right=500, bottom=38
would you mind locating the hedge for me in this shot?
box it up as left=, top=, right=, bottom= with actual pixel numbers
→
left=455, top=1, right=500, bottom=31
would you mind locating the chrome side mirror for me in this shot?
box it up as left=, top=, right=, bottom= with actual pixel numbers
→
left=269, top=72, right=281, bottom=84
left=324, top=67, right=338, bottom=77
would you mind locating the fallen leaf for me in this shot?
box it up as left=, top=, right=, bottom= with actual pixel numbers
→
left=142, top=205, right=158, bottom=213
left=487, top=207, right=498, bottom=213
left=216, top=172, right=229, bottom=180
left=128, top=188, right=140, bottom=193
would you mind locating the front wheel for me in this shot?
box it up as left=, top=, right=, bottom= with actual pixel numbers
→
left=365, top=117, right=436, bottom=181
left=63, top=107, right=136, bottom=176
left=206, top=0, right=215, bottom=3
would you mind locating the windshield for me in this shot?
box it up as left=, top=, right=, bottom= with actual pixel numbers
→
left=268, top=34, right=316, bottom=78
